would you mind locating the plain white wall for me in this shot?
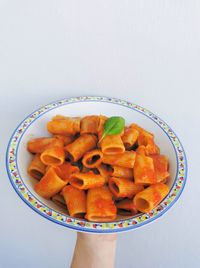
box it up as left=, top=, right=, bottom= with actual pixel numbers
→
left=0, top=1, right=200, bottom=268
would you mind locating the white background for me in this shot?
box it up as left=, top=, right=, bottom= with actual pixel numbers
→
left=0, top=1, right=200, bottom=268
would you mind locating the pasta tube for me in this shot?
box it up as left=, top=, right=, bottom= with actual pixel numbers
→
left=85, top=186, right=117, bottom=222
left=28, top=154, right=46, bottom=180
left=27, top=137, right=63, bottom=154
left=40, top=146, right=65, bottom=166
left=70, top=171, right=106, bottom=190
left=122, top=127, right=139, bottom=149
left=96, top=164, right=112, bottom=183
left=97, top=115, right=108, bottom=140
left=47, top=117, right=80, bottom=135
left=82, top=149, right=103, bottom=168
left=80, top=115, right=100, bottom=134
left=130, top=124, right=159, bottom=154
left=130, top=123, right=153, bottom=136
left=134, top=183, right=170, bottom=213
left=62, top=185, right=86, bottom=218
left=54, top=135, right=75, bottom=146
left=56, top=162, right=79, bottom=183
left=151, top=155, right=169, bottom=182
left=65, top=134, right=97, bottom=162
left=138, top=132, right=160, bottom=155
left=108, top=177, right=144, bottom=198
left=34, top=166, right=67, bottom=198
left=102, top=151, right=136, bottom=168
left=134, top=154, right=156, bottom=184
left=111, top=166, right=133, bottom=180
left=51, top=194, right=67, bottom=209
left=136, top=145, right=146, bottom=156
left=116, top=199, right=138, bottom=216
left=100, top=134, right=125, bottom=155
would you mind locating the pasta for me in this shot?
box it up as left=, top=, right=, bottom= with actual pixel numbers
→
left=134, top=153, right=169, bottom=184
left=137, top=131, right=160, bottom=155
left=27, top=114, right=170, bottom=222
left=82, top=149, right=103, bottom=168
left=65, top=134, right=97, bottom=162
left=34, top=166, right=67, bottom=198
left=130, top=123, right=153, bottom=136
left=85, top=186, right=117, bottom=222
left=111, top=166, right=133, bottom=180
left=96, top=164, right=112, bottom=183
left=136, top=145, right=146, bottom=156
left=28, top=154, right=46, bottom=180
left=53, top=135, right=75, bottom=146
left=40, top=146, right=65, bottom=166
left=100, top=134, right=125, bottom=155
left=108, top=177, right=144, bottom=198
left=62, top=185, right=86, bottom=218
left=51, top=193, right=67, bottom=210
left=27, top=137, right=63, bottom=154
left=70, top=171, right=106, bottom=190
left=116, top=199, right=138, bottom=216
left=56, top=162, right=79, bottom=183
left=134, top=154, right=156, bottom=184
left=97, top=115, right=108, bottom=140
left=47, top=116, right=80, bottom=135
left=134, top=183, right=170, bottom=213
left=130, top=123, right=160, bottom=155
left=122, top=127, right=139, bottom=149
left=151, top=155, right=169, bottom=182
left=80, top=115, right=100, bottom=135
left=102, top=151, right=136, bottom=168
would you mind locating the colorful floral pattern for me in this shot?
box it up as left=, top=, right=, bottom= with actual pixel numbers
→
left=6, top=96, right=187, bottom=233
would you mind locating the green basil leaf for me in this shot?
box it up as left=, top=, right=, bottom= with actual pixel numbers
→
left=99, top=116, right=125, bottom=142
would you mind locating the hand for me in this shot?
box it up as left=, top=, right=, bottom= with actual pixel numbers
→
left=70, top=232, right=117, bottom=268
left=77, top=232, right=117, bottom=243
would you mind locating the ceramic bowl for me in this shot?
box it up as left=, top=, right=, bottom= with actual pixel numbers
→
left=6, top=96, right=187, bottom=233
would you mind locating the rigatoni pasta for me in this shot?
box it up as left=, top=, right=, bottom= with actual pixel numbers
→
left=51, top=193, right=67, bottom=210
left=82, top=149, right=103, bottom=168
left=40, top=146, right=65, bottom=166
left=116, top=199, right=138, bottom=216
left=70, top=171, right=106, bottom=190
left=53, top=135, right=75, bottom=146
left=102, top=151, right=136, bottom=168
left=108, top=177, right=144, bottom=198
left=27, top=114, right=170, bottom=222
left=111, top=166, right=133, bottom=180
left=85, top=186, right=117, bottom=222
left=56, top=162, right=79, bottom=183
left=96, top=164, right=112, bottom=183
left=34, top=166, right=67, bottom=198
left=28, top=154, right=46, bottom=180
left=65, top=134, right=97, bottom=162
left=80, top=115, right=99, bottom=135
left=27, top=137, right=63, bottom=154
left=122, top=127, right=139, bottom=149
left=62, top=185, right=86, bottom=218
left=47, top=116, right=80, bottom=135
left=133, top=183, right=169, bottom=213
left=134, top=154, right=156, bottom=184
left=100, top=134, right=125, bottom=155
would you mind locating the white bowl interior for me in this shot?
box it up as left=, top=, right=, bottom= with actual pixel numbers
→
left=17, top=101, right=177, bottom=220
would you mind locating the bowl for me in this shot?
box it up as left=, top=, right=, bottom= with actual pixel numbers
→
left=6, top=96, right=187, bottom=233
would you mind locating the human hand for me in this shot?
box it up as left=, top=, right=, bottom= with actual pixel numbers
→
left=77, top=231, right=117, bottom=243
left=71, top=232, right=117, bottom=268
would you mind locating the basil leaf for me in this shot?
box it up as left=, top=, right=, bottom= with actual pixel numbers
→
left=99, top=116, right=125, bottom=142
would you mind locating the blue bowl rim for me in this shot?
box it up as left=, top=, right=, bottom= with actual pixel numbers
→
left=5, top=96, right=187, bottom=233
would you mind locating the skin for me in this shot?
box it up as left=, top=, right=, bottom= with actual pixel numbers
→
left=70, top=232, right=117, bottom=268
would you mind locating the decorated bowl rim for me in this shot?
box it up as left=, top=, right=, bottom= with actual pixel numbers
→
left=6, top=96, right=187, bottom=233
